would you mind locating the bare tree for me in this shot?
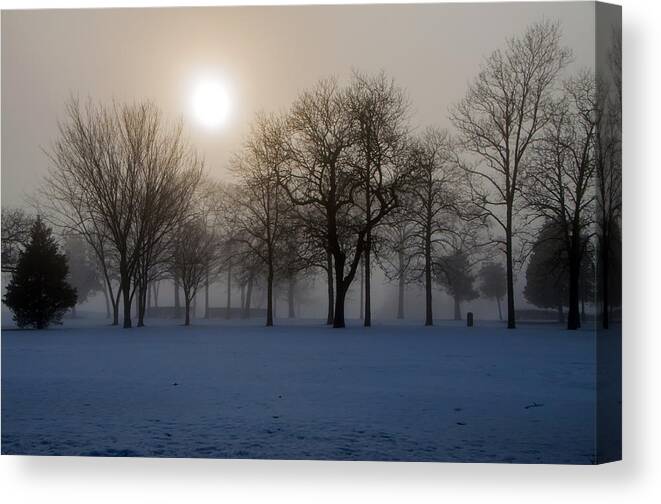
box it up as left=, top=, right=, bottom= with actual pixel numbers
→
left=378, top=205, right=416, bottom=319
left=287, top=204, right=337, bottom=324
left=211, top=182, right=246, bottom=320
left=345, top=70, right=410, bottom=327
left=44, top=98, right=201, bottom=328
left=172, top=218, right=218, bottom=326
left=450, top=21, right=571, bottom=329
left=193, top=178, right=227, bottom=319
left=234, top=248, right=263, bottom=319
left=231, top=113, right=289, bottom=327
left=405, top=128, right=463, bottom=326
left=1, top=208, right=33, bottom=274
left=128, top=108, right=203, bottom=328
left=282, top=76, right=409, bottom=328
left=278, top=215, right=314, bottom=319
left=596, top=29, right=622, bottom=329
left=280, top=77, right=356, bottom=328
left=524, top=70, right=598, bottom=330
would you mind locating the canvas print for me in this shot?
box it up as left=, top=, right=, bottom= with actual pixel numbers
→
left=1, top=2, right=621, bottom=464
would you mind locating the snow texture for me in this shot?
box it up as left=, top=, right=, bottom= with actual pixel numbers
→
left=2, top=316, right=605, bottom=463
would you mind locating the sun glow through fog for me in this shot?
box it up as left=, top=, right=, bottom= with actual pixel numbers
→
left=191, top=77, right=231, bottom=129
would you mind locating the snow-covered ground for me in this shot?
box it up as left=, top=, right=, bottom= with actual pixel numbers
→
left=2, top=316, right=609, bottom=463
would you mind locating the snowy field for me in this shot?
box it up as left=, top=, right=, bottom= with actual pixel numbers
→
left=2, top=316, right=606, bottom=463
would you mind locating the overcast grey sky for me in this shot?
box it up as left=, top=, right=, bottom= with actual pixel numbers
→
left=1, top=2, right=597, bottom=208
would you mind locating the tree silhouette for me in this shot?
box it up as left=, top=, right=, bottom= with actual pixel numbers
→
left=478, top=262, right=506, bottom=321
left=524, top=221, right=568, bottom=321
left=1, top=207, right=33, bottom=274
left=172, top=218, right=218, bottom=326
left=3, top=218, right=77, bottom=329
left=45, top=99, right=202, bottom=329
left=282, top=76, right=410, bottom=328
left=451, top=21, right=571, bottom=329
left=230, top=113, right=290, bottom=327
left=346, top=71, right=410, bottom=327
left=524, top=71, right=599, bottom=330
left=435, top=250, right=479, bottom=321
left=404, top=128, right=461, bottom=325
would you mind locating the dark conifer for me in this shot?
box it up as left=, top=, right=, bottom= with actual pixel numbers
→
left=3, top=218, right=77, bottom=329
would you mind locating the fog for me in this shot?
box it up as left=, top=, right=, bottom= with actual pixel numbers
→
left=1, top=2, right=602, bottom=322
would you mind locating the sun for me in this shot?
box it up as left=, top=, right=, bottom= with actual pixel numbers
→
left=191, top=77, right=231, bottom=129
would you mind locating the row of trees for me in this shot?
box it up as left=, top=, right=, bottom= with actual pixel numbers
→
left=220, top=72, right=496, bottom=328
left=452, top=20, right=620, bottom=330
left=219, top=20, right=620, bottom=331
left=7, top=20, right=619, bottom=331
left=1, top=203, right=507, bottom=325
left=42, top=100, right=203, bottom=328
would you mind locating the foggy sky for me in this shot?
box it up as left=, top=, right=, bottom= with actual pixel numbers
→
left=1, top=2, right=597, bottom=208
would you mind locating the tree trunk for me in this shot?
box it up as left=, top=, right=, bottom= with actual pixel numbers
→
left=184, top=297, right=191, bottom=326
left=146, top=281, right=151, bottom=317
left=137, top=282, right=146, bottom=327
left=496, top=296, right=503, bottom=321
left=121, top=274, right=132, bottom=329
left=333, top=254, right=347, bottom=328
left=424, top=227, right=433, bottom=327
left=102, top=285, right=110, bottom=319
left=453, top=296, right=462, bottom=321
left=101, top=267, right=121, bottom=325
left=326, top=252, right=334, bottom=325
left=142, top=284, right=148, bottom=324
left=243, top=274, right=253, bottom=319
left=266, top=264, right=274, bottom=327
left=397, top=255, right=405, bottom=320
left=505, top=210, right=516, bottom=329
left=359, top=259, right=364, bottom=320
left=174, top=274, right=181, bottom=319
left=134, top=290, right=139, bottom=320
left=71, top=305, right=77, bottom=318
left=112, top=286, right=121, bottom=326
left=225, top=263, right=232, bottom=319
left=333, top=284, right=347, bottom=329
left=153, top=281, right=159, bottom=308
left=287, top=275, right=296, bottom=318
left=557, top=304, right=565, bottom=324
left=204, top=269, right=210, bottom=319
left=364, top=235, right=371, bottom=327
left=601, top=236, right=610, bottom=329
left=567, top=235, right=581, bottom=330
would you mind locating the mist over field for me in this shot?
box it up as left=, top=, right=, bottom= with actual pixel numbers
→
left=1, top=2, right=621, bottom=463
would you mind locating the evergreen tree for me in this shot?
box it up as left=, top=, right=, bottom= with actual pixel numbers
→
left=3, top=218, right=77, bottom=329
left=524, top=220, right=596, bottom=324
left=524, top=221, right=568, bottom=321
